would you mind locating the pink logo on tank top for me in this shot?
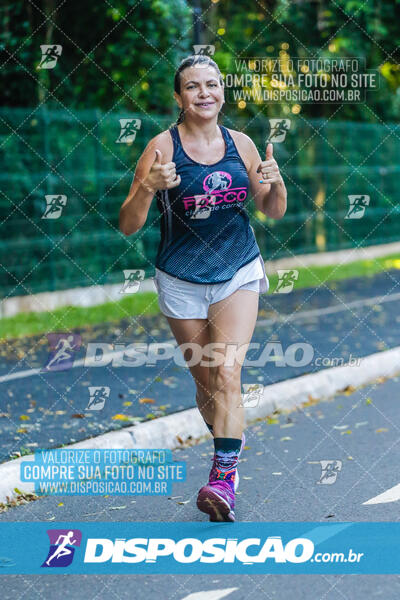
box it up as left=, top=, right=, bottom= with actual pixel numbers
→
left=203, top=171, right=232, bottom=193
left=182, top=170, right=247, bottom=212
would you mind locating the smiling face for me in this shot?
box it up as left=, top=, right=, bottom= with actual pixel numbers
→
left=174, top=64, right=225, bottom=121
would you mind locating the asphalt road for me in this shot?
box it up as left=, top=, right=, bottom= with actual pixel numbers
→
left=1, top=372, right=400, bottom=599
left=1, top=268, right=400, bottom=461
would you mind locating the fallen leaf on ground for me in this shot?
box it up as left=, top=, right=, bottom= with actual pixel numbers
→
left=303, top=395, right=320, bottom=406
left=139, top=398, right=155, bottom=404
left=112, top=414, right=131, bottom=421
left=375, top=428, right=388, bottom=433
left=342, top=385, right=356, bottom=395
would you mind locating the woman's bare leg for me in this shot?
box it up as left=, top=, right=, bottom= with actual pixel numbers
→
left=165, top=316, right=214, bottom=425
left=207, top=288, right=259, bottom=439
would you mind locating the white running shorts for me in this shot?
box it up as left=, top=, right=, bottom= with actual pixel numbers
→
left=154, top=254, right=269, bottom=319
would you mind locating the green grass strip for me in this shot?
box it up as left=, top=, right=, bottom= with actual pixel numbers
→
left=1, top=253, right=399, bottom=340
left=1, top=292, right=161, bottom=340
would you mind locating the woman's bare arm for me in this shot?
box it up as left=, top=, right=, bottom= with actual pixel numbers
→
left=229, top=130, right=287, bottom=219
left=119, top=132, right=178, bottom=235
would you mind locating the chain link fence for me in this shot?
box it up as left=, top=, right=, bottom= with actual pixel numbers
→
left=1, top=107, right=399, bottom=299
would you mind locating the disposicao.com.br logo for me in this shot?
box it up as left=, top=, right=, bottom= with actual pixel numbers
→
left=36, top=528, right=364, bottom=571
left=84, top=535, right=315, bottom=564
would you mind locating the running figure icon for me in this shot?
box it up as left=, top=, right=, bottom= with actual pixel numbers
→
left=45, top=335, right=77, bottom=369
left=37, top=45, right=62, bottom=69
left=45, top=531, right=77, bottom=566
left=116, top=119, right=141, bottom=143
left=42, top=529, right=82, bottom=568
left=42, top=333, right=81, bottom=372
left=42, top=195, right=67, bottom=219
left=267, top=118, right=291, bottom=143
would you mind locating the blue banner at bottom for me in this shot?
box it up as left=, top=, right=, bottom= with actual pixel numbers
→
left=0, top=522, right=398, bottom=574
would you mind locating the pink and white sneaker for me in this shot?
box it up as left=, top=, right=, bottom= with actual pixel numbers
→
left=197, top=432, right=246, bottom=522
left=197, top=476, right=236, bottom=522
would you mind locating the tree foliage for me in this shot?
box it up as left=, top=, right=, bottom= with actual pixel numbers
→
left=1, top=0, right=192, bottom=115
left=1, top=0, right=400, bottom=121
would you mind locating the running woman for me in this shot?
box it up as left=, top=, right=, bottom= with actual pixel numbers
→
left=119, top=54, right=287, bottom=522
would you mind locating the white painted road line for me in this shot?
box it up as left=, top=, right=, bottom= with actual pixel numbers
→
left=363, top=483, right=400, bottom=505
left=256, top=290, right=400, bottom=326
left=181, top=589, right=238, bottom=600
left=0, top=340, right=176, bottom=384
left=1, top=289, right=400, bottom=385
left=0, top=366, right=43, bottom=383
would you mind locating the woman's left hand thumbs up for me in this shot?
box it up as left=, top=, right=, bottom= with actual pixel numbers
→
left=256, top=143, right=283, bottom=184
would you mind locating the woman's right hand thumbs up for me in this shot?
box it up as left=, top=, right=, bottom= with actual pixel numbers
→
left=143, top=149, right=181, bottom=193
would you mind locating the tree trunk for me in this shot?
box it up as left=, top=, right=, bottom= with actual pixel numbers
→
left=37, top=0, right=56, bottom=105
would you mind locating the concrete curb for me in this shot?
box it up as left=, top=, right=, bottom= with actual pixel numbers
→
left=1, top=345, right=399, bottom=504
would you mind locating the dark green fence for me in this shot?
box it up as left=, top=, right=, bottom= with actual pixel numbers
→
left=0, top=107, right=399, bottom=299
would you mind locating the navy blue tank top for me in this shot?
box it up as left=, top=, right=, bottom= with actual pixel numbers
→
left=155, top=124, right=261, bottom=283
